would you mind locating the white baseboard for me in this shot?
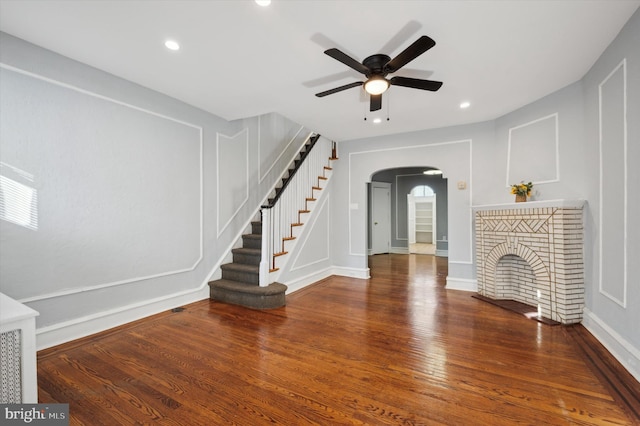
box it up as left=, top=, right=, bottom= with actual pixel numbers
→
left=332, top=266, right=370, bottom=280
left=446, top=277, right=477, bottom=292
left=284, top=268, right=334, bottom=294
left=436, top=249, right=448, bottom=257
left=36, top=287, right=209, bottom=350
left=390, top=247, right=409, bottom=254
left=582, top=307, right=640, bottom=382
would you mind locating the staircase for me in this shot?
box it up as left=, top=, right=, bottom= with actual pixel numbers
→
left=208, top=135, right=336, bottom=309
left=209, top=220, right=287, bottom=309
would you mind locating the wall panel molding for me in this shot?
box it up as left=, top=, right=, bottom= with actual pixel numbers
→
left=598, top=58, right=627, bottom=308
left=290, top=195, right=330, bottom=271
left=0, top=64, right=204, bottom=303
left=216, top=128, right=249, bottom=237
left=506, top=113, right=559, bottom=187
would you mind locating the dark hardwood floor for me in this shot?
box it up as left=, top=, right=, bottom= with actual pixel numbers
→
left=38, top=254, right=640, bottom=425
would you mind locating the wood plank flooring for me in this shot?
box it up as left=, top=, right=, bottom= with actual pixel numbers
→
left=37, top=254, right=640, bottom=425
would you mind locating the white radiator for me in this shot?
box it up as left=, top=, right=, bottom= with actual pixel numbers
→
left=1, top=329, right=22, bottom=402
left=0, top=293, right=39, bottom=403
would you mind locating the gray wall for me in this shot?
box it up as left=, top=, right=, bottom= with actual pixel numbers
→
left=0, top=33, right=311, bottom=347
left=581, top=7, right=640, bottom=376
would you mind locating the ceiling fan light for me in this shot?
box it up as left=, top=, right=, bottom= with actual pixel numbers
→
left=364, top=77, right=389, bottom=95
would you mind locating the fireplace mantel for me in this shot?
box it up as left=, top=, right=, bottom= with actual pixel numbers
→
left=472, top=199, right=586, bottom=212
left=473, top=200, right=585, bottom=324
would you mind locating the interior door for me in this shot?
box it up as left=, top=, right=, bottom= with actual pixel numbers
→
left=371, top=182, right=391, bottom=254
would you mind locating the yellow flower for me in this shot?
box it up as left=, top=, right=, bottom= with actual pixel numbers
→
left=510, top=181, right=533, bottom=196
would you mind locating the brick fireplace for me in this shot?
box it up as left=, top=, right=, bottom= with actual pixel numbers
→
left=474, top=200, right=585, bottom=324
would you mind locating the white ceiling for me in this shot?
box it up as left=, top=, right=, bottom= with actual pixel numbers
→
left=1, top=0, right=638, bottom=141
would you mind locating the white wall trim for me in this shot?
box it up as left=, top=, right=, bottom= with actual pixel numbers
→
left=449, top=260, right=473, bottom=265
left=582, top=307, right=639, bottom=382
left=332, top=266, right=370, bottom=280
left=216, top=128, right=250, bottom=237
left=36, top=286, right=209, bottom=350
left=445, top=277, right=477, bottom=292
left=1, top=63, right=205, bottom=304
left=391, top=246, right=409, bottom=254
left=505, top=112, right=560, bottom=186
left=598, top=58, right=628, bottom=308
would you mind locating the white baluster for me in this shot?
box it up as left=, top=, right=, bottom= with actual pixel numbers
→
left=259, top=208, right=271, bottom=286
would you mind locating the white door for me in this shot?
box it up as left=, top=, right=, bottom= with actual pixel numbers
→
left=371, top=182, right=391, bottom=254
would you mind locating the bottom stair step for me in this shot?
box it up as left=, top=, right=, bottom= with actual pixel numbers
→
left=209, top=279, right=287, bottom=309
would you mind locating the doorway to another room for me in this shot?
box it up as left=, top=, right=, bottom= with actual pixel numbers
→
left=368, top=167, right=447, bottom=258
left=408, top=185, right=436, bottom=255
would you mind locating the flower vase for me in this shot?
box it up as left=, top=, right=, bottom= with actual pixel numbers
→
left=515, top=194, right=527, bottom=203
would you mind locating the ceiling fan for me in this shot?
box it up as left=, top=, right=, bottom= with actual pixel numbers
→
left=315, top=35, right=443, bottom=112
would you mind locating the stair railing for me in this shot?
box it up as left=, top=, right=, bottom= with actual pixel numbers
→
left=259, top=135, right=333, bottom=286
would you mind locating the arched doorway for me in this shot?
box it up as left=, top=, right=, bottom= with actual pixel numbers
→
left=368, top=167, right=447, bottom=257
left=408, top=185, right=436, bottom=254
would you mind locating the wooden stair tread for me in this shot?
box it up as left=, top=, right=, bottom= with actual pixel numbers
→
left=273, top=251, right=288, bottom=257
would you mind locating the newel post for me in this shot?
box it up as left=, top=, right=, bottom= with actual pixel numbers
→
left=259, top=208, right=270, bottom=287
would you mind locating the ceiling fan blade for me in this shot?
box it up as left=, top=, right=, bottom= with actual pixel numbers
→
left=370, top=94, right=382, bottom=111
left=324, top=48, right=371, bottom=75
left=390, top=76, right=442, bottom=91
left=384, top=35, right=436, bottom=73
left=378, top=20, right=422, bottom=56
left=315, top=81, right=364, bottom=97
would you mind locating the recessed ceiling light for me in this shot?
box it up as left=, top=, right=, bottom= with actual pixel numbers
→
left=460, top=101, right=471, bottom=109
left=372, top=117, right=382, bottom=124
left=255, top=0, right=271, bottom=6
left=164, top=40, right=180, bottom=51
